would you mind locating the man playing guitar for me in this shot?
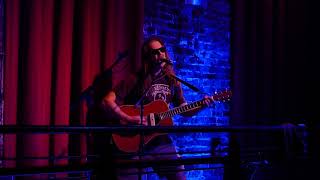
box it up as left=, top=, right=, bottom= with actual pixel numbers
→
left=93, top=36, right=219, bottom=180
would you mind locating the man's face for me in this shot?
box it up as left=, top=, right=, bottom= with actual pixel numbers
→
left=149, top=40, right=167, bottom=64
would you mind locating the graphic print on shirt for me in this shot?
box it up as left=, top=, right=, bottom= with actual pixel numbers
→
left=146, top=84, right=171, bottom=104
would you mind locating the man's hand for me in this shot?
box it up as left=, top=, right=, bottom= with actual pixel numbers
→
left=203, top=95, right=214, bottom=106
left=121, top=115, right=148, bottom=126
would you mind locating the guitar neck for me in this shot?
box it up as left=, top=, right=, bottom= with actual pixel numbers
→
left=158, top=99, right=206, bottom=120
left=156, top=90, right=231, bottom=121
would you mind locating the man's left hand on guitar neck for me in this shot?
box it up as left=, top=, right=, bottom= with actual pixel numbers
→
left=180, top=95, right=214, bottom=117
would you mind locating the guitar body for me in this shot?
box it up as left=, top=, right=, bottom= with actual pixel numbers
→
left=111, top=89, right=232, bottom=153
left=112, top=100, right=173, bottom=153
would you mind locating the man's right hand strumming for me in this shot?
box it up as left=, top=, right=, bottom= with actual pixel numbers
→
left=121, top=115, right=148, bottom=126
left=102, top=91, right=148, bottom=126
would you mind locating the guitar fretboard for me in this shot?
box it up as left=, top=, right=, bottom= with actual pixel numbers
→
left=158, top=99, right=206, bottom=120
left=156, top=90, right=231, bottom=120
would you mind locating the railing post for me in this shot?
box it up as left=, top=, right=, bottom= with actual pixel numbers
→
left=223, top=133, right=242, bottom=180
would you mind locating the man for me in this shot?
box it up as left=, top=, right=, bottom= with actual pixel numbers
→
left=91, top=36, right=213, bottom=180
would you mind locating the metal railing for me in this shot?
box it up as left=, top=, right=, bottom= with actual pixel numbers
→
left=0, top=124, right=314, bottom=179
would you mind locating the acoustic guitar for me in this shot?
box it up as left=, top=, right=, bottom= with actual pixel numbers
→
left=112, top=90, right=232, bottom=153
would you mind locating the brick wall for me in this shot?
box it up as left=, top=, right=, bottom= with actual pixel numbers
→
left=144, top=0, right=231, bottom=179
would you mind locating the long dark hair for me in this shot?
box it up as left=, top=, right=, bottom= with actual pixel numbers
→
left=141, top=36, right=166, bottom=74
left=140, top=36, right=178, bottom=86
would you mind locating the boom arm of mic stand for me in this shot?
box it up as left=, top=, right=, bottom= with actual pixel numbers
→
left=168, top=74, right=206, bottom=94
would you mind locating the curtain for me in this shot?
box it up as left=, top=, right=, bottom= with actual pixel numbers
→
left=230, top=0, right=318, bottom=125
left=4, top=0, right=144, bottom=172
left=229, top=1, right=319, bottom=178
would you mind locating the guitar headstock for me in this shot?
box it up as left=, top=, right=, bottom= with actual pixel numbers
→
left=212, top=89, right=232, bottom=102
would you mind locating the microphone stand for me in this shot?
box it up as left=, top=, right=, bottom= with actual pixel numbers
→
left=134, top=63, right=166, bottom=179
left=168, top=73, right=206, bottom=95
left=134, top=75, right=154, bottom=180
left=161, top=61, right=206, bottom=95
left=70, top=50, right=129, bottom=112
left=133, top=62, right=204, bottom=180
left=160, top=59, right=206, bottom=94
left=68, top=50, right=128, bottom=179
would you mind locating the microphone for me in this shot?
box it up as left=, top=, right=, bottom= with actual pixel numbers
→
left=159, top=58, right=173, bottom=65
left=159, top=59, right=174, bottom=77
left=152, top=58, right=173, bottom=77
